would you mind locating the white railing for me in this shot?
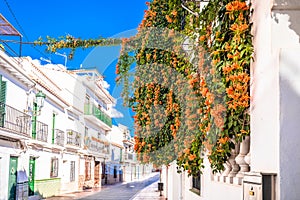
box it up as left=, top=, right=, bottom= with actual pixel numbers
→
left=212, top=136, right=250, bottom=185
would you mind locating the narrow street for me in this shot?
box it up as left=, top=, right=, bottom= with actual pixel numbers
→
left=46, top=173, right=163, bottom=200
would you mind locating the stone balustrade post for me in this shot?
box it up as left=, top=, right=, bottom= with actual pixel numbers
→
left=235, top=135, right=250, bottom=178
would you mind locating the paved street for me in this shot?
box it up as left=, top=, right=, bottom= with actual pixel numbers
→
left=45, top=173, right=164, bottom=200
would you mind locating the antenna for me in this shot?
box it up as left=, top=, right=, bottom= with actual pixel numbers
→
left=55, top=52, right=67, bottom=67
left=40, top=57, right=51, bottom=64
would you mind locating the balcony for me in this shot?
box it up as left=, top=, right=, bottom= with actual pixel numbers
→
left=36, top=120, right=48, bottom=142
left=84, top=104, right=112, bottom=128
left=0, top=102, right=31, bottom=137
left=53, top=129, right=64, bottom=146
left=88, top=136, right=109, bottom=154
left=124, top=152, right=135, bottom=163
left=66, top=129, right=81, bottom=147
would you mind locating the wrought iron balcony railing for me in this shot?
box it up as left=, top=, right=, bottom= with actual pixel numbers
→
left=36, top=120, right=48, bottom=142
left=88, top=137, right=109, bottom=154
left=53, top=129, right=64, bottom=146
left=0, top=102, right=31, bottom=136
left=84, top=104, right=112, bottom=127
left=66, top=129, right=81, bottom=147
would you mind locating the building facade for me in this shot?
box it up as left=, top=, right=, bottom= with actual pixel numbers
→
left=0, top=47, right=116, bottom=199
left=0, top=44, right=153, bottom=200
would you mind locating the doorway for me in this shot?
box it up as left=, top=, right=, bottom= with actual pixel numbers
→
left=94, top=161, right=100, bottom=187
left=8, top=156, right=18, bottom=200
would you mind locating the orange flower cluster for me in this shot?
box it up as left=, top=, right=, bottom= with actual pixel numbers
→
left=226, top=72, right=250, bottom=83
left=165, top=15, right=173, bottom=23
left=226, top=81, right=250, bottom=110
left=199, top=35, right=206, bottom=42
left=230, top=23, right=249, bottom=33
left=218, top=137, right=230, bottom=144
left=211, top=104, right=226, bottom=128
left=188, top=154, right=196, bottom=161
left=226, top=1, right=248, bottom=12
left=222, top=62, right=241, bottom=74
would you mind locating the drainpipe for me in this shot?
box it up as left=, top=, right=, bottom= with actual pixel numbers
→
left=32, top=102, right=37, bottom=139
left=51, top=112, right=56, bottom=144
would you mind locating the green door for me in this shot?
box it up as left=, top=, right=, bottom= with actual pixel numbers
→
left=8, top=156, right=18, bottom=200
left=28, top=157, right=35, bottom=196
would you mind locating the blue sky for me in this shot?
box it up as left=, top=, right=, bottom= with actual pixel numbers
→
left=0, top=0, right=148, bottom=133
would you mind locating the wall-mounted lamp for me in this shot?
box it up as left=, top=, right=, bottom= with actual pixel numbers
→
left=35, top=90, right=46, bottom=112
left=32, top=90, right=46, bottom=139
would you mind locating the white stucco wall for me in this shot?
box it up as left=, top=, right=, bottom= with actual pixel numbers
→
left=162, top=158, right=242, bottom=200
left=251, top=0, right=300, bottom=199
left=251, top=0, right=279, bottom=174
left=60, top=153, right=79, bottom=193
left=279, top=48, right=300, bottom=200
left=109, top=125, right=124, bottom=145
left=2, top=76, right=28, bottom=111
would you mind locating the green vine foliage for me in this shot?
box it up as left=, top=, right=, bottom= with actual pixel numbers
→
left=35, top=35, right=121, bottom=59
left=117, top=0, right=253, bottom=176
left=36, top=0, right=253, bottom=177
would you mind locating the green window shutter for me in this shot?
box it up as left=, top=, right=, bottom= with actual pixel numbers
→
left=0, top=75, right=6, bottom=127
left=0, top=81, right=7, bottom=104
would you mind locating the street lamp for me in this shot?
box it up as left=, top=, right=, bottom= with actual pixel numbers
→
left=35, top=91, right=46, bottom=111
left=32, top=91, right=46, bottom=139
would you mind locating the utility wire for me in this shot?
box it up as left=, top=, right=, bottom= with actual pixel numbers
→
left=2, top=0, right=53, bottom=59
left=3, top=0, right=29, bottom=40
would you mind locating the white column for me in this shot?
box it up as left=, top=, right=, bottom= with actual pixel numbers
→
left=220, top=161, right=231, bottom=183
left=228, top=142, right=240, bottom=178
left=245, top=152, right=251, bottom=169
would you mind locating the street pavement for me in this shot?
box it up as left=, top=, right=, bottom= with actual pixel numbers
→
left=45, top=173, right=165, bottom=200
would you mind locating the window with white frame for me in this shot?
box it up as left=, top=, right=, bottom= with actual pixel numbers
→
left=70, top=161, right=75, bottom=182
left=50, top=157, right=58, bottom=178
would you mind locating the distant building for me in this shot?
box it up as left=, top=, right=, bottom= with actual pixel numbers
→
left=109, top=124, right=153, bottom=184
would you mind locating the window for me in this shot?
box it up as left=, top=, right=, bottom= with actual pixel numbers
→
left=70, top=161, right=75, bottom=182
left=114, top=166, right=117, bottom=178
left=191, top=172, right=201, bottom=195
left=85, top=94, right=90, bottom=104
left=85, top=127, right=88, bottom=137
left=101, top=162, right=106, bottom=179
left=85, top=160, right=91, bottom=181
left=50, top=157, right=58, bottom=177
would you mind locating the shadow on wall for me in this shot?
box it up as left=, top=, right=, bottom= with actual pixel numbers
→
left=279, top=48, right=300, bottom=199
left=273, top=0, right=300, bottom=42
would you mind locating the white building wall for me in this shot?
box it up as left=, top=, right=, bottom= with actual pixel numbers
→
left=60, top=153, right=79, bottom=193
left=3, top=76, right=28, bottom=111
left=0, top=152, right=9, bottom=200
left=252, top=0, right=300, bottom=199
left=251, top=0, right=279, bottom=174
left=162, top=159, right=242, bottom=200
left=109, top=125, right=124, bottom=145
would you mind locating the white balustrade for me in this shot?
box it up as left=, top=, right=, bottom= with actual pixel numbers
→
left=235, top=136, right=250, bottom=178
